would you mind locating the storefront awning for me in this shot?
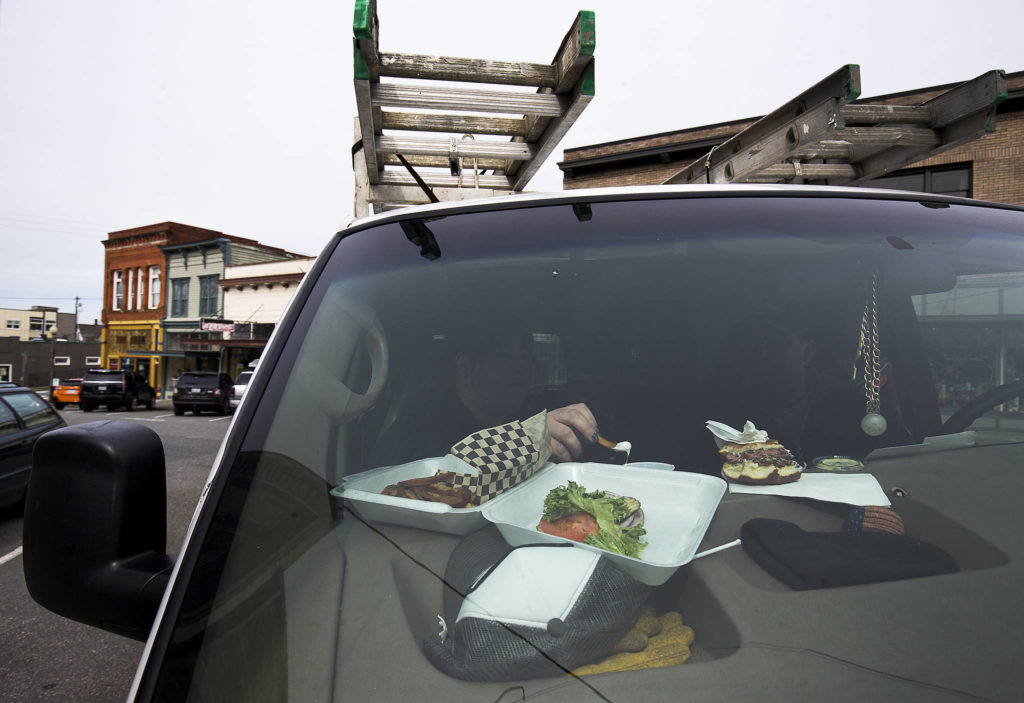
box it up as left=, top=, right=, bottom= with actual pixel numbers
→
left=206, top=339, right=269, bottom=349
left=125, top=348, right=220, bottom=358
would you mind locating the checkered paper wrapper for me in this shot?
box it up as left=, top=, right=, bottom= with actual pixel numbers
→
left=449, top=410, right=551, bottom=505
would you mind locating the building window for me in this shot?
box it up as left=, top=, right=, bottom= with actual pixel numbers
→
left=53, top=356, right=71, bottom=366
left=136, top=267, right=144, bottom=310
left=126, top=269, right=134, bottom=311
left=866, top=164, right=972, bottom=198
left=148, top=266, right=160, bottom=308
left=198, top=275, right=219, bottom=317
left=171, top=279, right=189, bottom=317
left=0, top=364, right=11, bottom=382
left=113, top=270, right=123, bottom=310
left=5, top=320, right=19, bottom=329
left=85, top=356, right=101, bottom=367
left=29, top=317, right=44, bottom=334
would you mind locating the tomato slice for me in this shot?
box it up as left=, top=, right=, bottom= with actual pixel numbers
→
left=537, top=512, right=600, bottom=542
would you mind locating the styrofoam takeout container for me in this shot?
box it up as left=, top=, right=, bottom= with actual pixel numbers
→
left=333, top=456, right=554, bottom=536
left=481, top=462, right=727, bottom=586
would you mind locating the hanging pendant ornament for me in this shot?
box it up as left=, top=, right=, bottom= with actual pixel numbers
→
left=859, top=271, right=887, bottom=436
left=861, top=411, right=887, bottom=436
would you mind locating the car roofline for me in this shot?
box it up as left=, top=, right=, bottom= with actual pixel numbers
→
left=339, top=183, right=1024, bottom=236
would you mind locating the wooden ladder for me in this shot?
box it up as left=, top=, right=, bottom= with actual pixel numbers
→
left=352, top=0, right=595, bottom=216
left=663, top=65, right=1007, bottom=186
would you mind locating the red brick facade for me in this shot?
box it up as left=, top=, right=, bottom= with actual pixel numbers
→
left=102, top=222, right=225, bottom=326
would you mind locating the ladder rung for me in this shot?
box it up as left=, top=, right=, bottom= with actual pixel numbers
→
left=794, top=141, right=854, bottom=160
left=378, top=171, right=515, bottom=189
left=835, top=126, right=940, bottom=147
left=380, top=154, right=510, bottom=170
left=756, top=163, right=858, bottom=179
left=381, top=111, right=527, bottom=137
left=371, top=83, right=566, bottom=116
left=840, top=104, right=933, bottom=124
left=376, top=135, right=535, bottom=160
left=369, top=184, right=506, bottom=204
left=379, top=53, right=557, bottom=88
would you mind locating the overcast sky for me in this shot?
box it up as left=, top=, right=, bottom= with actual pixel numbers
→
left=1, top=0, right=1021, bottom=326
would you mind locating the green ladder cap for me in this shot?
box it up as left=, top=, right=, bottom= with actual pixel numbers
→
left=353, top=0, right=374, bottom=39
left=581, top=60, right=595, bottom=96
left=353, top=38, right=370, bottom=80
left=844, top=64, right=862, bottom=101
left=985, top=70, right=1007, bottom=132
left=579, top=10, right=596, bottom=56
left=994, top=69, right=1008, bottom=104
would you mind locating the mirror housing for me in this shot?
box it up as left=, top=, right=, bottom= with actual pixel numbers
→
left=22, top=421, right=175, bottom=641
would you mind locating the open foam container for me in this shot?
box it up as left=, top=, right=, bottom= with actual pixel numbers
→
left=482, top=462, right=727, bottom=585
left=334, top=455, right=545, bottom=536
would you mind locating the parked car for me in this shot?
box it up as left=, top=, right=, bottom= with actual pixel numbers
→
left=0, top=384, right=65, bottom=508
left=229, top=369, right=254, bottom=410
left=21, top=187, right=1024, bottom=702
left=49, top=378, right=82, bottom=409
left=79, top=369, right=156, bottom=412
left=173, top=372, right=233, bottom=415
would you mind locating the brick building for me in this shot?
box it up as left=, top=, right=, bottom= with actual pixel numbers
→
left=101, top=222, right=305, bottom=396
left=559, top=70, right=1024, bottom=205
left=102, top=222, right=221, bottom=392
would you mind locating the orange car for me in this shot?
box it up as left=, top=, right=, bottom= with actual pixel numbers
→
left=49, top=378, right=82, bottom=409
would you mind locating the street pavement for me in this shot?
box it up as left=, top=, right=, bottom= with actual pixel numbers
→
left=0, top=400, right=230, bottom=702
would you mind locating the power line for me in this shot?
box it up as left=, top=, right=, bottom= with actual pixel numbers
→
left=0, top=209, right=107, bottom=229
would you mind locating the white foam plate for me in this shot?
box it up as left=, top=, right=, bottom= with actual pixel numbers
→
left=334, top=456, right=553, bottom=536
left=481, top=463, right=727, bottom=586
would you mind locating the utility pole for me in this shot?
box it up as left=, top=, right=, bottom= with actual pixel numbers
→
left=74, top=296, right=81, bottom=341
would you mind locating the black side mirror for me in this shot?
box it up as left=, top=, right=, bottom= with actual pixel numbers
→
left=22, top=421, right=175, bottom=641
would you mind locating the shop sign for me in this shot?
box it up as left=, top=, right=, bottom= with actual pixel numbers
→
left=201, top=318, right=235, bottom=332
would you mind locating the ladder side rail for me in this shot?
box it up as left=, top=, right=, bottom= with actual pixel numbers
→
left=353, top=119, right=371, bottom=218
left=924, top=70, right=1007, bottom=128
left=354, top=80, right=381, bottom=183
left=551, top=10, right=596, bottom=93
left=353, top=0, right=381, bottom=81
left=353, top=1, right=382, bottom=184
left=663, top=64, right=861, bottom=184
left=512, top=62, right=595, bottom=189
left=703, top=98, right=844, bottom=184
left=506, top=11, right=595, bottom=179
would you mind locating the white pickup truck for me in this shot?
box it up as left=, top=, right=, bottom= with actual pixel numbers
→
left=22, top=186, right=1024, bottom=702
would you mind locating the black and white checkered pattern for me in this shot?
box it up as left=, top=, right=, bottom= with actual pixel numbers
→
left=451, top=421, right=545, bottom=504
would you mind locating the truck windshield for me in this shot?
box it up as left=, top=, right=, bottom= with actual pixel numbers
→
left=146, top=194, right=1024, bottom=702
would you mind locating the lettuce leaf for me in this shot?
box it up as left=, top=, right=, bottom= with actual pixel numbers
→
left=541, top=481, right=646, bottom=557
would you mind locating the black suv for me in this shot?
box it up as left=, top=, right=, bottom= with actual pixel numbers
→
left=79, top=369, right=156, bottom=412
left=173, top=372, right=233, bottom=415
left=0, top=384, right=65, bottom=508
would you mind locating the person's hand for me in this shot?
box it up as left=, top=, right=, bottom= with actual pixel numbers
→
left=546, top=403, right=599, bottom=462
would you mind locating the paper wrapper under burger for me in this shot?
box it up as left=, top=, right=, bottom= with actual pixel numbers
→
left=449, top=410, right=551, bottom=505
